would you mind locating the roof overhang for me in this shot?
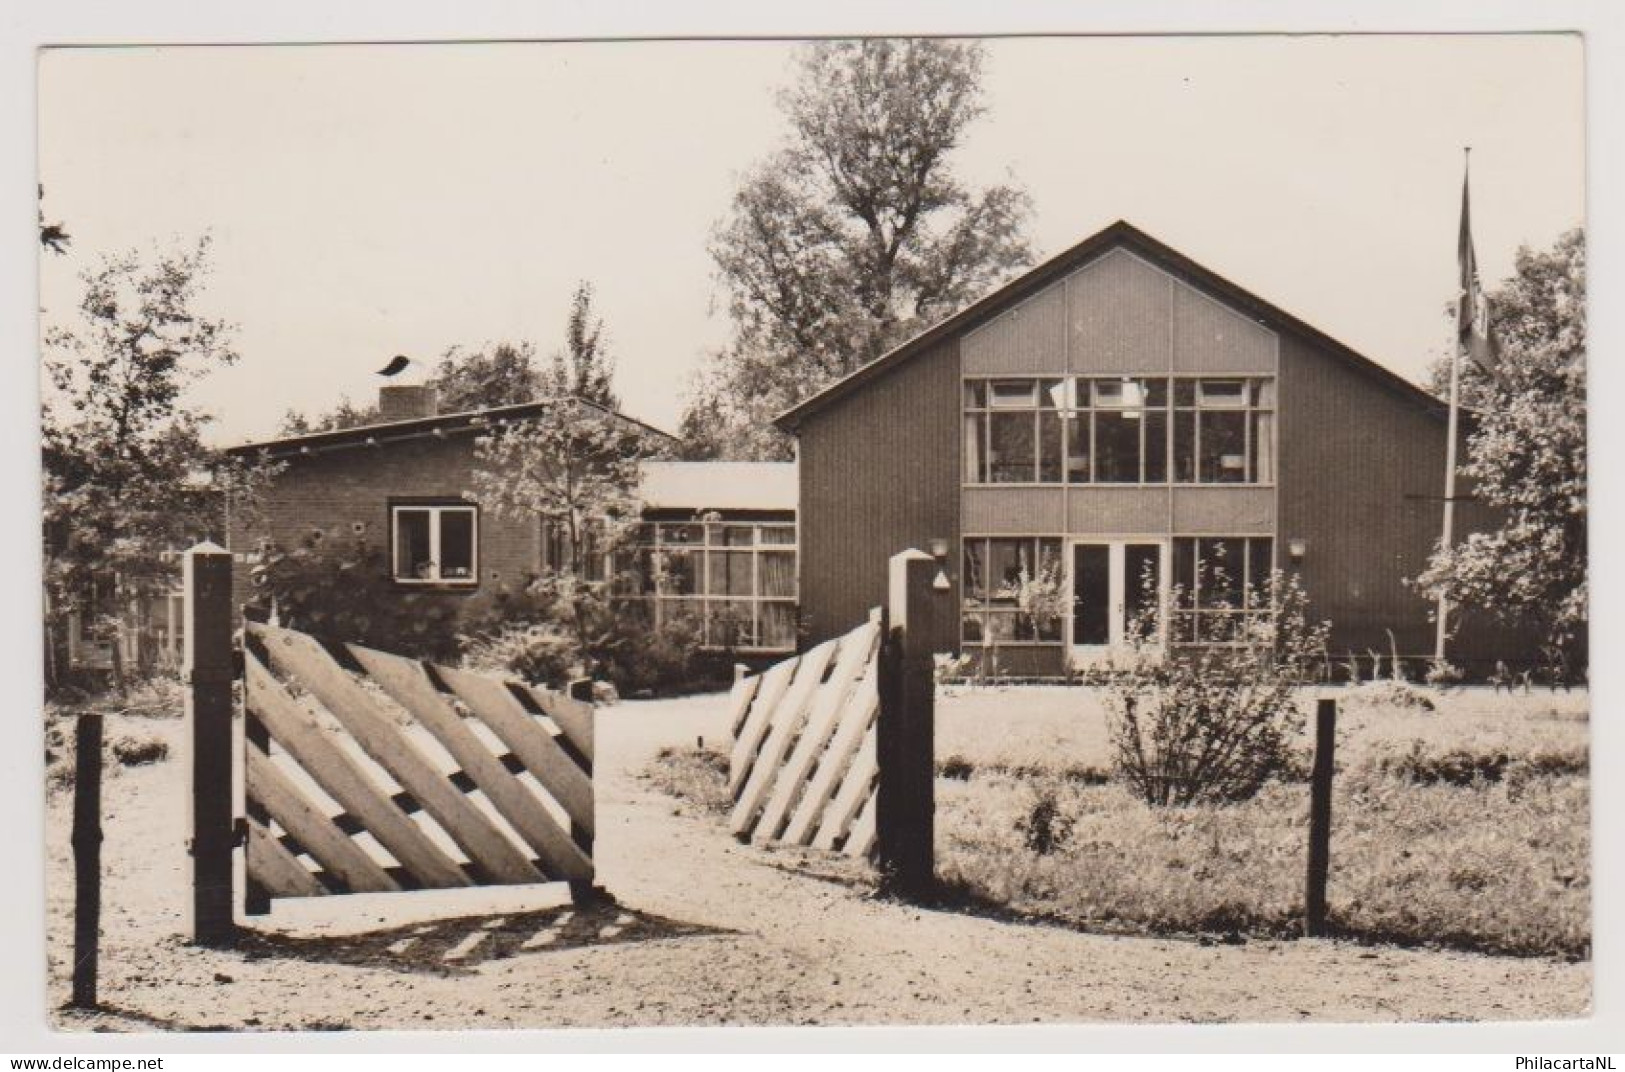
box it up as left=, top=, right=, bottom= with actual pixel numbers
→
left=773, top=219, right=1448, bottom=432
left=226, top=396, right=678, bottom=461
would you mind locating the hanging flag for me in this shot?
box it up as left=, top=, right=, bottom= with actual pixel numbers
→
left=1457, top=164, right=1502, bottom=381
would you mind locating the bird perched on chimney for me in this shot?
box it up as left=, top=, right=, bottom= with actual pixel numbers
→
left=376, top=354, right=415, bottom=377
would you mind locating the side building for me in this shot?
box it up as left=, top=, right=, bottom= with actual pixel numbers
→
left=778, top=220, right=1530, bottom=678
left=225, top=384, right=799, bottom=658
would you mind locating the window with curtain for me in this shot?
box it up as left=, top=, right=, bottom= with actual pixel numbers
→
left=618, top=517, right=799, bottom=652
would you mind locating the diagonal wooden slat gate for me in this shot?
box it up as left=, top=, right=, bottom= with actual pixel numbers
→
left=241, top=620, right=596, bottom=910
left=727, top=611, right=882, bottom=858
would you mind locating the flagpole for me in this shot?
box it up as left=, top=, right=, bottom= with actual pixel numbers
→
left=1435, top=147, right=1469, bottom=665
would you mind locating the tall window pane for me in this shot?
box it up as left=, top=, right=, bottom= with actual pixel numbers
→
left=1066, top=411, right=1092, bottom=483
left=963, top=414, right=986, bottom=482
left=1143, top=410, right=1168, bottom=482
left=1251, top=410, right=1275, bottom=483
left=1095, top=411, right=1141, bottom=482
left=1173, top=410, right=1197, bottom=483
left=760, top=551, right=795, bottom=598
left=760, top=603, right=797, bottom=649
left=1246, top=538, right=1275, bottom=609
left=395, top=510, right=432, bottom=580
left=1038, top=410, right=1064, bottom=482
left=988, top=412, right=1036, bottom=483
left=1200, top=410, right=1248, bottom=483
left=439, top=511, right=475, bottom=579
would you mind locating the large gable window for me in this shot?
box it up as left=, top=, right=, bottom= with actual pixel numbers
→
left=391, top=504, right=478, bottom=585
left=964, top=375, right=1273, bottom=486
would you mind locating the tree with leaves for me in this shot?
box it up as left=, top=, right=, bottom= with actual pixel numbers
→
left=682, top=39, right=1033, bottom=459
left=543, top=282, right=619, bottom=409
left=467, top=399, right=655, bottom=667
left=1416, top=228, right=1587, bottom=676
left=39, top=185, right=70, bottom=255
left=434, top=340, right=543, bottom=413
left=282, top=282, right=617, bottom=433
left=42, top=235, right=274, bottom=690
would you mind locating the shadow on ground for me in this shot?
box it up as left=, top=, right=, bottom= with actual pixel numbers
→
left=236, top=902, right=730, bottom=977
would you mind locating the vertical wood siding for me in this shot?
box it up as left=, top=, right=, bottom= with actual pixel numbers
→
left=1172, top=284, right=1276, bottom=373
left=1278, top=332, right=1463, bottom=662
left=962, top=284, right=1066, bottom=375
left=1067, top=250, right=1172, bottom=373
left=797, top=235, right=1533, bottom=672
left=798, top=337, right=961, bottom=650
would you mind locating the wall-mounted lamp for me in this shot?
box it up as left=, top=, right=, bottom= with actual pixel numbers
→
left=928, top=537, right=952, bottom=591
left=1288, top=537, right=1308, bottom=562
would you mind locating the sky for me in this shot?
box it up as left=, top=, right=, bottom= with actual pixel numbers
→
left=36, top=34, right=1585, bottom=446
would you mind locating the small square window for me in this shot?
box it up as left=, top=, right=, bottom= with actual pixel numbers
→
left=391, top=505, right=478, bottom=585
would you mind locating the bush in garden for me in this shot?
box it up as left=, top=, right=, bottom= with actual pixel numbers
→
left=1017, top=789, right=1074, bottom=856
left=1103, top=565, right=1330, bottom=806
left=250, top=529, right=464, bottom=662
left=460, top=621, right=581, bottom=689
left=458, top=568, right=715, bottom=696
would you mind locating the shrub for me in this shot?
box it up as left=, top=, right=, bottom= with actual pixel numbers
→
left=460, top=621, right=581, bottom=689
left=250, top=530, right=464, bottom=662
left=1103, top=568, right=1329, bottom=806
left=593, top=609, right=715, bottom=696
left=1017, top=789, right=1074, bottom=856
left=642, top=745, right=731, bottom=814
left=111, top=734, right=169, bottom=767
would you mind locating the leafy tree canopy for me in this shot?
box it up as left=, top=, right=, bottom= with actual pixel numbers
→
left=543, top=282, right=619, bottom=410
left=42, top=236, right=276, bottom=685
left=280, top=282, right=618, bottom=434
left=682, top=39, right=1033, bottom=460
left=1416, top=228, right=1587, bottom=672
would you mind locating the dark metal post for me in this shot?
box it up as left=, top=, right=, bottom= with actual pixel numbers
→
left=1305, top=696, right=1337, bottom=937
left=186, top=541, right=238, bottom=946
left=876, top=548, right=946, bottom=901
left=69, top=713, right=103, bottom=1008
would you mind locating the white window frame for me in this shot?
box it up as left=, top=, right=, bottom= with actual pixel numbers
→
left=625, top=518, right=798, bottom=652
left=390, top=504, right=479, bottom=586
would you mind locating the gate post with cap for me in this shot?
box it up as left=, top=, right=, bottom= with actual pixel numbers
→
left=185, top=541, right=238, bottom=947
left=876, top=547, right=948, bottom=900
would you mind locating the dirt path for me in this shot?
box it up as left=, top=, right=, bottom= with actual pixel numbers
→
left=47, top=695, right=1589, bottom=1032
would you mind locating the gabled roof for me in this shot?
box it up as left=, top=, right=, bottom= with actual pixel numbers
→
left=640, top=460, right=797, bottom=513
left=226, top=395, right=678, bottom=461
left=774, top=219, right=1447, bottom=431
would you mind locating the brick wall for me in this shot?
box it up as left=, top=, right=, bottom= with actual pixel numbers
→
left=227, top=433, right=540, bottom=621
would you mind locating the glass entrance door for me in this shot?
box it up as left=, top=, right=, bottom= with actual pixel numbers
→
left=1070, top=539, right=1167, bottom=664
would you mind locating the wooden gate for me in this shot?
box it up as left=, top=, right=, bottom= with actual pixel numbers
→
left=241, top=620, right=596, bottom=908
left=727, top=611, right=882, bottom=857
left=726, top=548, right=948, bottom=899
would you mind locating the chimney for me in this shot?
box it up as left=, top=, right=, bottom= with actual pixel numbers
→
left=378, top=383, right=439, bottom=422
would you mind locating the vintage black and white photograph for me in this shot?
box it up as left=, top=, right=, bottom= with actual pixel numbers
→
left=33, top=31, right=1590, bottom=1034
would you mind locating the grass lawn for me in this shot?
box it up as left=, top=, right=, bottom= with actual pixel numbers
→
left=933, top=683, right=1589, bottom=958
left=652, top=682, right=1589, bottom=960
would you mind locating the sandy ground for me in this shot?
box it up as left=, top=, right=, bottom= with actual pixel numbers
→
left=46, top=693, right=1590, bottom=1033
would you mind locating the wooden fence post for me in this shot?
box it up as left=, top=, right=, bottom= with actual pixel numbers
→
left=185, top=541, right=238, bottom=947
left=1304, top=695, right=1337, bottom=937
left=876, top=548, right=947, bottom=901
left=69, top=712, right=103, bottom=1008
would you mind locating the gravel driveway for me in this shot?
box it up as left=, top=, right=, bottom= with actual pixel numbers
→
left=47, top=693, right=1590, bottom=1031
